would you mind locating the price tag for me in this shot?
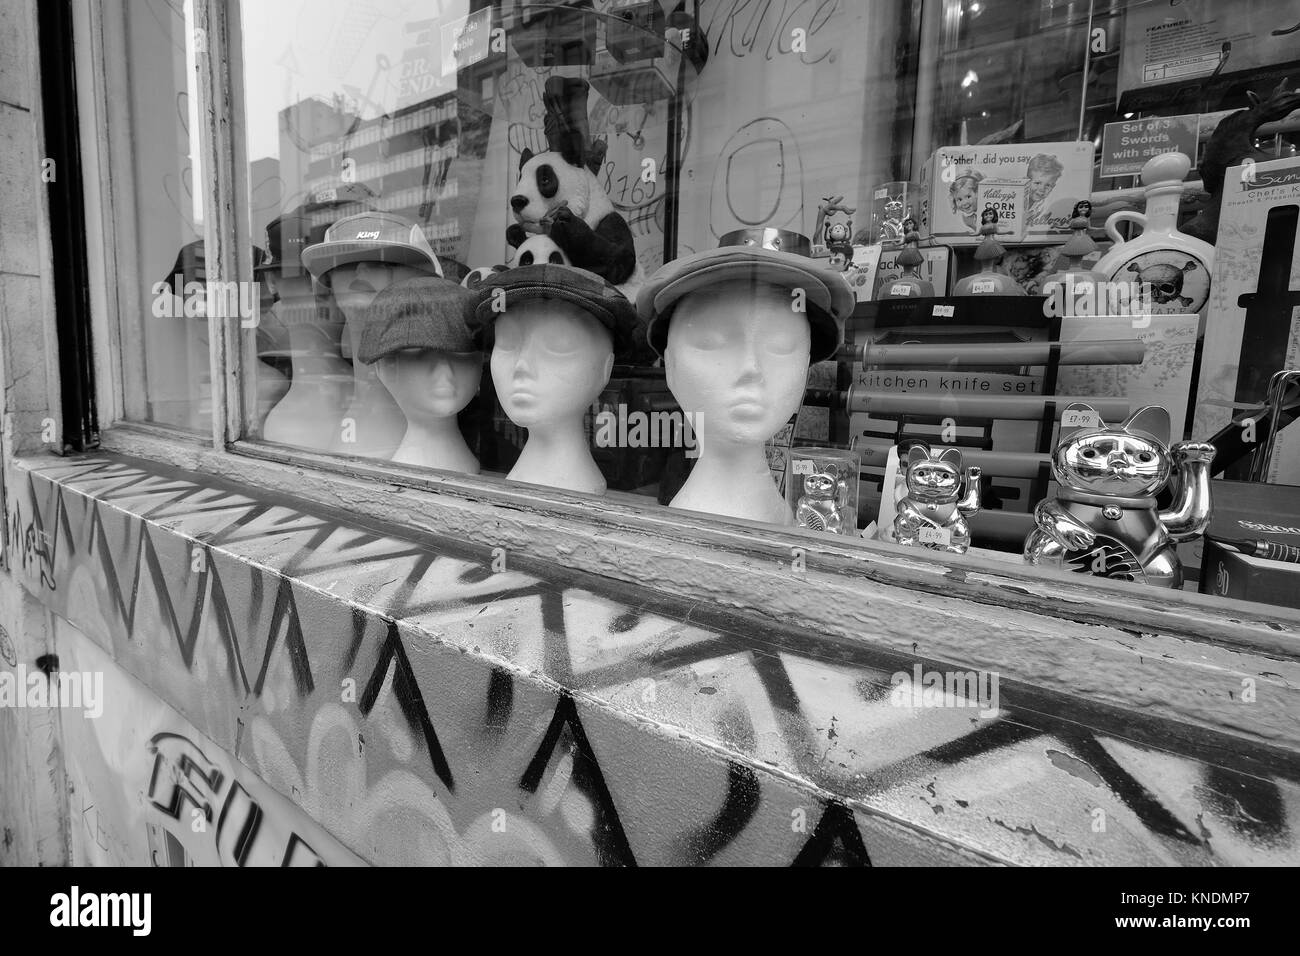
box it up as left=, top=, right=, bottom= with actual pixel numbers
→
left=972, top=279, right=995, bottom=294
left=931, top=304, right=955, bottom=318
left=792, top=459, right=814, bottom=475
left=919, top=526, right=952, bottom=546
left=873, top=187, right=888, bottom=199
left=1062, top=409, right=1100, bottom=429
left=889, top=284, right=912, bottom=296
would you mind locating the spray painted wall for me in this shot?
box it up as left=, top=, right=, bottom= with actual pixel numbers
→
left=5, top=453, right=1299, bottom=866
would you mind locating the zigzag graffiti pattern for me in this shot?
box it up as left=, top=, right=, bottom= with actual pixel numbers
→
left=9, top=455, right=1299, bottom=866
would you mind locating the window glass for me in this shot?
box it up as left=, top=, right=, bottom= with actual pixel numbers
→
left=207, top=1, right=1300, bottom=609
left=113, top=0, right=214, bottom=430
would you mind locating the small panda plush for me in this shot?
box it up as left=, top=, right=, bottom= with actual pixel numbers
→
left=461, top=264, right=508, bottom=290
left=509, top=77, right=642, bottom=298
left=508, top=231, right=570, bottom=267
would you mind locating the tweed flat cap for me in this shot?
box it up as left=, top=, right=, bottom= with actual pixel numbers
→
left=358, top=277, right=477, bottom=364
left=636, top=229, right=854, bottom=363
left=470, top=263, right=640, bottom=360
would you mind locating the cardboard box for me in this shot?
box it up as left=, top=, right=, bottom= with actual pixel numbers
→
left=874, top=245, right=953, bottom=299
left=976, top=181, right=1028, bottom=243
left=918, top=143, right=1095, bottom=246
left=1198, top=480, right=1300, bottom=609
left=1191, top=157, right=1300, bottom=483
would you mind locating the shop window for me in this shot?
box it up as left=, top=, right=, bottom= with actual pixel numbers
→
left=95, top=0, right=216, bottom=430
left=81, top=0, right=1300, bottom=616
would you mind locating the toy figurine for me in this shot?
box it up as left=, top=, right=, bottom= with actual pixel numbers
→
left=1183, top=77, right=1300, bottom=244
left=893, top=444, right=982, bottom=553
left=1023, top=404, right=1214, bottom=588
left=953, top=208, right=1026, bottom=296
left=814, top=195, right=856, bottom=259
left=1040, top=200, right=1108, bottom=315
left=507, top=77, right=643, bottom=301
left=795, top=463, right=850, bottom=534
left=878, top=196, right=906, bottom=245
left=878, top=218, right=934, bottom=299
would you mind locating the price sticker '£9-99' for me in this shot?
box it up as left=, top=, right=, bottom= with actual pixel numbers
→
left=919, top=526, right=952, bottom=546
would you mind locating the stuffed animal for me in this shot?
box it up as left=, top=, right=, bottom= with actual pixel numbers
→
left=508, top=231, right=570, bottom=267
left=1023, top=404, right=1214, bottom=588
left=461, top=264, right=508, bottom=290
left=508, top=77, right=642, bottom=299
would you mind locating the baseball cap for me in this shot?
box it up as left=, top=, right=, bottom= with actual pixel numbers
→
left=469, top=264, right=641, bottom=361
left=358, top=277, right=478, bottom=364
left=301, top=211, right=443, bottom=282
left=637, top=229, right=853, bottom=363
left=158, top=240, right=266, bottom=293
left=257, top=184, right=379, bottom=281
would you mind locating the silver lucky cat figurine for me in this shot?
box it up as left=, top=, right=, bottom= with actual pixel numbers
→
left=1024, top=404, right=1214, bottom=588
left=795, top=464, right=849, bottom=533
left=893, top=444, right=982, bottom=553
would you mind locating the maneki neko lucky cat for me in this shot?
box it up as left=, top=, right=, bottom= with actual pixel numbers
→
left=893, top=444, right=982, bottom=554
left=1024, top=404, right=1214, bottom=588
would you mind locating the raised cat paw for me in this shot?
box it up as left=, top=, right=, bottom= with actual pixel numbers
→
left=1172, top=441, right=1216, bottom=464
left=1056, top=521, right=1096, bottom=551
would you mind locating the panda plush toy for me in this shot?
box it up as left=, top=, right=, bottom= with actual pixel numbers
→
left=509, top=231, right=570, bottom=267
left=507, top=77, right=642, bottom=300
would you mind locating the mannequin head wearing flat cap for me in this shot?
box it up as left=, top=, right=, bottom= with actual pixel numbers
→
left=474, top=265, right=634, bottom=494
left=361, top=276, right=482, bottom=474
left=640, top=230, right=851, bottom=525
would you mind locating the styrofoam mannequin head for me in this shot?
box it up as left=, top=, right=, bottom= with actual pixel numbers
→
left=375, top=348, right=481, bottom=420
left=490, top=300, right=614, bottom=428
left=664, top=278, right=811, bottom=446
left=328, top=261, right=429, bottom=318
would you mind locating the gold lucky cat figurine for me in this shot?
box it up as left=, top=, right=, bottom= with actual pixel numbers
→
left=1024, top=404, right=1214, bottom=588
left=893, top=443, right=982, bottom=553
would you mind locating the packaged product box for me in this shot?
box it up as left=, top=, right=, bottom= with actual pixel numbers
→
left=1192, top=156, right=1300, bottom=484
left=1198, top=480, right=1300, bottom=610
left=976, top=180, right=1028, bottom=243
left=874, top=245, right=953, bottom=299
left=917, top=142, right=1095, bottom=246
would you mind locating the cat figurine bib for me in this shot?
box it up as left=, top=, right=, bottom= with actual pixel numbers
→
left=1024, top=404, right=1214, bottom=587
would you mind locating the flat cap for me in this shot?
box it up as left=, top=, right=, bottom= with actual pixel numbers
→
left=358, top=276, right=477, bottom=364
left=636, top=230, right=854, bottom=363
left=470, top=264, right=641, bottom=360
